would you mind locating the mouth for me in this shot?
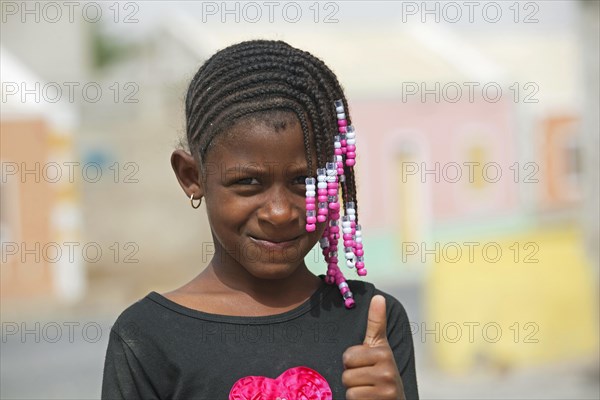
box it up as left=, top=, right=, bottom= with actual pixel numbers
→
left=249, top=235, right=301, bottom=249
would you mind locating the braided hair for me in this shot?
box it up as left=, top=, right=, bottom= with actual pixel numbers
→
left=183, top=40, right=363, bottom=307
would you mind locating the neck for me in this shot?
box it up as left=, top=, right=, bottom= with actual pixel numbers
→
left=196, top=241, right=322, bottom=308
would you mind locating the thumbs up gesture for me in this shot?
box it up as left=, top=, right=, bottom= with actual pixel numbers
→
left=342, top=295, right=406, bottom=400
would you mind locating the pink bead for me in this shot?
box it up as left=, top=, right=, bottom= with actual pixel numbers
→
left=329, top=202, right=340, bottom=210
left=347, top=145, right=356, bottom=152
left=306, top=203, right=316, bottom=210
left=340, top=286, right=349, bottom=295
left=329, top=256, right=338, bottom=263
left=357, top=268, right=367, bottom=276
left=338, top=126, right=347, bottom=133
left=341, top=140, right=347, bottom=146
left=356, top=243, right=363, bottom=249
left=355, top=249, right=364, bottom=256
left=344, top=240, right=353, bottom=247
left=330, top=226, right=339, bottom=233
left=327, top=189, right=337, bottom=196
left=317, top=215, right=327, bottom=222
left=338, top=119, right=347, bottom=127
left=326, top=275, right=335, bottom=284
left=341, top=147, right=347, bottom=154
left=343, top=233, right=353, bottom=240
left=346, top=152, right=356, bottom=159
left=346, top=159, right=356, bottom=167
left=318, top=195, right=328, bottom=202
left=356, top=261, right=364, bottom=268
left=306, top=197, right=315, bottom=203
left=330, top=212, right=340, bottom=219
left=351, top=222, right=356, bottom=228
left=337, top=168, right=344, bottom=175
left=327, top=182, right=337, bottom=188
left=306, top=224, right=316, bottom=232
left=345, top=298, right=355, bottom=309
left=334, top=148, right=342, bottom=155
left=307, top=216, right=317, bottom=224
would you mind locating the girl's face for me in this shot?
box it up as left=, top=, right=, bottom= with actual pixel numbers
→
left=199, top=113, right=326, bottom=279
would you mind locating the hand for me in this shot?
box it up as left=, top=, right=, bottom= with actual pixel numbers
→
left=342, top=295, right=405, bottom=400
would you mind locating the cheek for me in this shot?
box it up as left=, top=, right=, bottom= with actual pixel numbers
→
left=205, top=190, right=255, bottom=227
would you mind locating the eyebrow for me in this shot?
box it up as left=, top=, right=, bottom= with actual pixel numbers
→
left=223, top=163, right=309, bottom=175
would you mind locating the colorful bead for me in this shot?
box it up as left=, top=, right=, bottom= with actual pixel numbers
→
left=305, top=177, right=317, bottom=232
left=310, top=99, right=365, bottom=308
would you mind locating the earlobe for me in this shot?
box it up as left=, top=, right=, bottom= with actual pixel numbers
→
left=171, top=149, right=204, bottom=200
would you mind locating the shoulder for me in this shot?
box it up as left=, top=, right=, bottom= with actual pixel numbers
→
left=109, top=293, right=164, bottom=342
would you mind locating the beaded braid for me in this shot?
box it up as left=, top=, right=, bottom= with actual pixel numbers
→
left=184, top=40, right=365, bottom=309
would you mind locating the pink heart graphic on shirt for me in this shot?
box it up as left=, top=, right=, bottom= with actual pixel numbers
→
left=229, top=366, right=332, bottom=400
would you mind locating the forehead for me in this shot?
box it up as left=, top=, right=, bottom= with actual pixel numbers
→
left=205, top=112, right=315, bottom=170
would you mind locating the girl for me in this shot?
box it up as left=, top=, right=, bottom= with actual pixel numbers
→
left=101, top=40, right=418, bottom=400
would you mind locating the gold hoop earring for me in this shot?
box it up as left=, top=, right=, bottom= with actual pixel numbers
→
left=190, top=193, right=201, bottom=209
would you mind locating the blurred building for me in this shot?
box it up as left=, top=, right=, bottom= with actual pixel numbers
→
left=1, top=47, right=85, bottom=304
left=1, top=0, right=597, bottom=377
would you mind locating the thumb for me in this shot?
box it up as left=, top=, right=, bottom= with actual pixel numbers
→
left=363, top=295, right=388, bottom=347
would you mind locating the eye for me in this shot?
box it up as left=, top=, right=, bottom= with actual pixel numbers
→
left=294, top=175, right=309, bottom=185
left=236, top=177, right=260, bottom=185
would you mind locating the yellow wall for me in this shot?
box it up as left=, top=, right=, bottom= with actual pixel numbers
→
left=425, top=225, right=598, bottom=372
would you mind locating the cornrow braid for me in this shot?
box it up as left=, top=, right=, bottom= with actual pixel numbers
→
left=184, top=40, right=364, bottom=308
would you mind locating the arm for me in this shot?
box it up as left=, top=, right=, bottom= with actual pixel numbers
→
left=101, top=329, right=161, bottom=400
left=383, top=292, right=419, bottom=400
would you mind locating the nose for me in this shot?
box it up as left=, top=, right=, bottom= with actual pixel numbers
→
left=257, top=186, right=301, bottom=228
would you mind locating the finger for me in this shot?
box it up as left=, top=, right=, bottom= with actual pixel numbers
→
left=343, top=345, right=388, bottom=369
left=363, top=295, right=388, bottom=347
left=342, top=366, right=378, bottom=387
left=346, top=386, right=378, bottom=400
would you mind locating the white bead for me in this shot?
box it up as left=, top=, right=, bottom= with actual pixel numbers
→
left=334, top=142, right=341, bottom=148
left=336, top=106, right=344, bottom=113
left=346, top=260, right=355, bottom=268
left=356, top=237, right=362, bottom=243
left=346, top=138, right=356, bottom=145
left=336, top=155, right=342, bottom=162
left=345, top=252, right=354, bottom=259
left=342, top=221, right=351, bottom=227
left=305, top=184, right=315, bottom=191
left=347, top=209, right=355, bottom=215
left=305, top=190, right=316, bottom=197
left=337, top=112, right=346, bottom=120
left=317, top=175, right=326, bottom=182
left=342, top=227, right=352, bottom=234
left=317, top=182, right=327, bottom=189
left=346, top=131, right=356, bottom=139
left=349, top=215, right=356, bottom=221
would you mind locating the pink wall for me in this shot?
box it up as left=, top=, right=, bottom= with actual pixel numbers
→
left=349, top=98, right=520, bottom=231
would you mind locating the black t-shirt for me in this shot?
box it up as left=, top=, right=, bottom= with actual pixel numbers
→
left=101, top=275, right=419, bottom=399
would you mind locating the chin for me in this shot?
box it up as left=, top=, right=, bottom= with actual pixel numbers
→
left=245, top=262, right=302, bottom=281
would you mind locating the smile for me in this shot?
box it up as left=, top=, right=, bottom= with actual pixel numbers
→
left=249, top=235, right=301, bottom=250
